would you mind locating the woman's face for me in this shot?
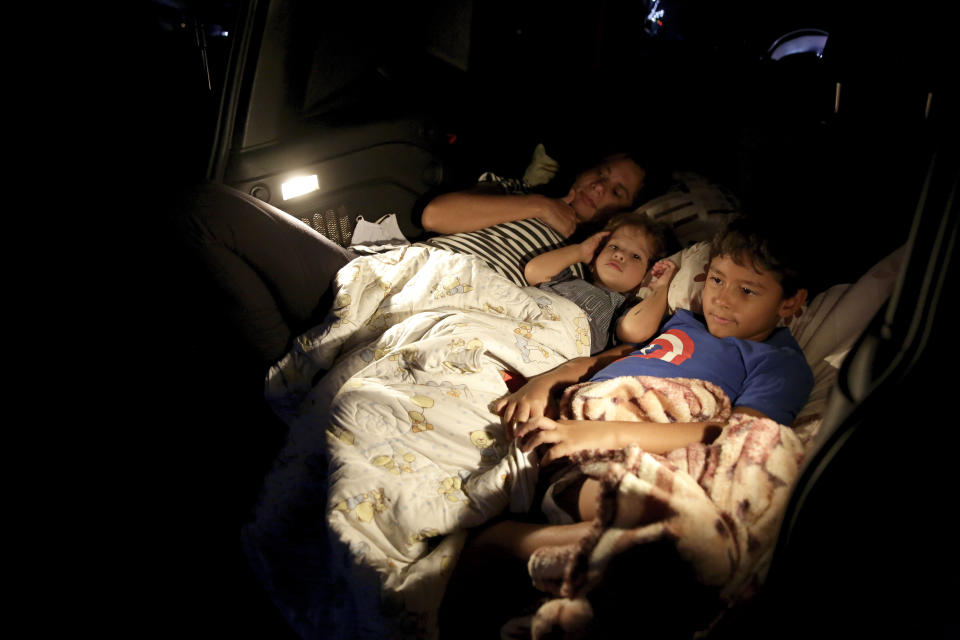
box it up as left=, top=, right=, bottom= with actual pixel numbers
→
left=568, top=156, right=646, bottom=222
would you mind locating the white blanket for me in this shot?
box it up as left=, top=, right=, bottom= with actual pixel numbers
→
left=244, top=243, right=905, bottom=640
left=250, top=246, right=591, bottom=639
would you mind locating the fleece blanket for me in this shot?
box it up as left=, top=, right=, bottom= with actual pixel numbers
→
left=504, top=375, right=806, bottom=639
left=246, top=246, right=593, bottom=639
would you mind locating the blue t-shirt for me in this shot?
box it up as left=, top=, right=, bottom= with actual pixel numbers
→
left=591, top=310, right=813, bottom=425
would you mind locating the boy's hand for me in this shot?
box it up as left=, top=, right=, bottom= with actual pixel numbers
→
left=493, top=377, right=558, bottom=439
left=647, top=259, right=678, bottom=291
left=577, top=231, right=611, bottom=263
left=514, top=417, right=619, bottom=466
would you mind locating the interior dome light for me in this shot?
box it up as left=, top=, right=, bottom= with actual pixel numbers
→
left=768, top=29, right=829, bottom=61
left=281, top=175, right=320, bottom=200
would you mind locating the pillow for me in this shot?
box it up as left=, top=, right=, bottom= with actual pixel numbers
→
left=522, top=143, right=560, bottom=187
left=790, top=246, right=904, bottom=445
left=633, top=241, right=711, bottom=315
left=636, top=171, right=741, bottom=248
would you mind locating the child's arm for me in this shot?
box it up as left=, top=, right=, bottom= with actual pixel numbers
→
left=524, top=231, right=610, bottom=285
left=514, top=416, right=724, bottom=466
left=493, top=342, right=634, bottom=436
left=616, top=259, right=678, bottom=344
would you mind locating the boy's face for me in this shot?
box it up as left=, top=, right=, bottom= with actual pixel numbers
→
left=702, top=253, right=806, bottom=342
left=591, top=226, right=656, bottom=293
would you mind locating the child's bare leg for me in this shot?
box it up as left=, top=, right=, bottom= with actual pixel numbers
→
left=439, top=518, right=593, bottom=636
left=551, top=474, right=604, bottom=522
left=467, top=519, right=593, bottom=560
left=439, top=479, right=608, bottom=636
left=577, top=477, right=604, bottom=521
left=439, top=520, right=559, bottom=638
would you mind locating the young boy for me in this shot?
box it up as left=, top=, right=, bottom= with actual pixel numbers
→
left=524, top=212, right=671, bottom=354
left=480, top=216, right=814, bottom=556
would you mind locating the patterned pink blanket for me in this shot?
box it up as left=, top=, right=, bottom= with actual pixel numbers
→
left=506, top=375, right=806, bottom=639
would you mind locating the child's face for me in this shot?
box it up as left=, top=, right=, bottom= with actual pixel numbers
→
left=702, top=253, right=805, bottom=342
left=591, top=226, right=656, bottom=293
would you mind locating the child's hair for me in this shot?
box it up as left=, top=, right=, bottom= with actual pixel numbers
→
left=709, top=216, right=805, bottom=297
left=601, top=212, right=673, bottom=262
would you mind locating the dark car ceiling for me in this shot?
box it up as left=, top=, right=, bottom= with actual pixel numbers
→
left=245, top=0, right=946, bottom=182
left=273, top=0, right=842, bottom=173
left=137, top=0, right=949, bottom=199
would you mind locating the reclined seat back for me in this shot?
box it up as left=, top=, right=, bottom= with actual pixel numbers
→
left=757, top=87, right=958, bottom=638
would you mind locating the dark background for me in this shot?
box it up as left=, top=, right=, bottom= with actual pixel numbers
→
left=107, top=1, right=956, bottom=637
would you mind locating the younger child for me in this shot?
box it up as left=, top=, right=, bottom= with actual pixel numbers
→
left=524, top=212, right=671, bottom=354
left=482, top=216, right=814, bottom=556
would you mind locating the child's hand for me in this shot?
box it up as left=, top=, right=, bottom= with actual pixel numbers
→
left=578, top=231, right=611, bottom=263
left=647, top=259, right=678, bottom=291
left=514, top=417, right=618, bottom=466
left=493, top=377, right=558, bottom=439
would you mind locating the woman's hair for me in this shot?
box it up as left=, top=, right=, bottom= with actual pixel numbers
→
left=618, top=151, right=670, bottom=207
left=601, top=211, right=674, bottom=262
left=709, top=216, right=806, bottom=297
left=589, top=150, right=669, bottom=209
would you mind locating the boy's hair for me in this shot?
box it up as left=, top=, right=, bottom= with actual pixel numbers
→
left=709, top=216, right=805, bottom=297
left=601, top=212, right=673, bottom=262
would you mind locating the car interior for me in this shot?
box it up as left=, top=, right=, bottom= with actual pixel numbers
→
left=143, top=0, right=957, bottom=637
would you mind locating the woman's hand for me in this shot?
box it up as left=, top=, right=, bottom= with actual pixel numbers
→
left=493, top=377, right=558, bottom=439
left=533, top=193, right=579, bottom=238
left=514, top=417, right=620, bottom=466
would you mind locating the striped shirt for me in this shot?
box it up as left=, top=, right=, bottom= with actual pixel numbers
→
left=421, top=218, right=587, bottom=287
left=537, top=272, right=626, bottom=353
left=418, top=172, right=586, bottom=287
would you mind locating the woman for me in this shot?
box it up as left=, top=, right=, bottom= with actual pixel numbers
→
left=176, top=151, right=650, bottom=369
